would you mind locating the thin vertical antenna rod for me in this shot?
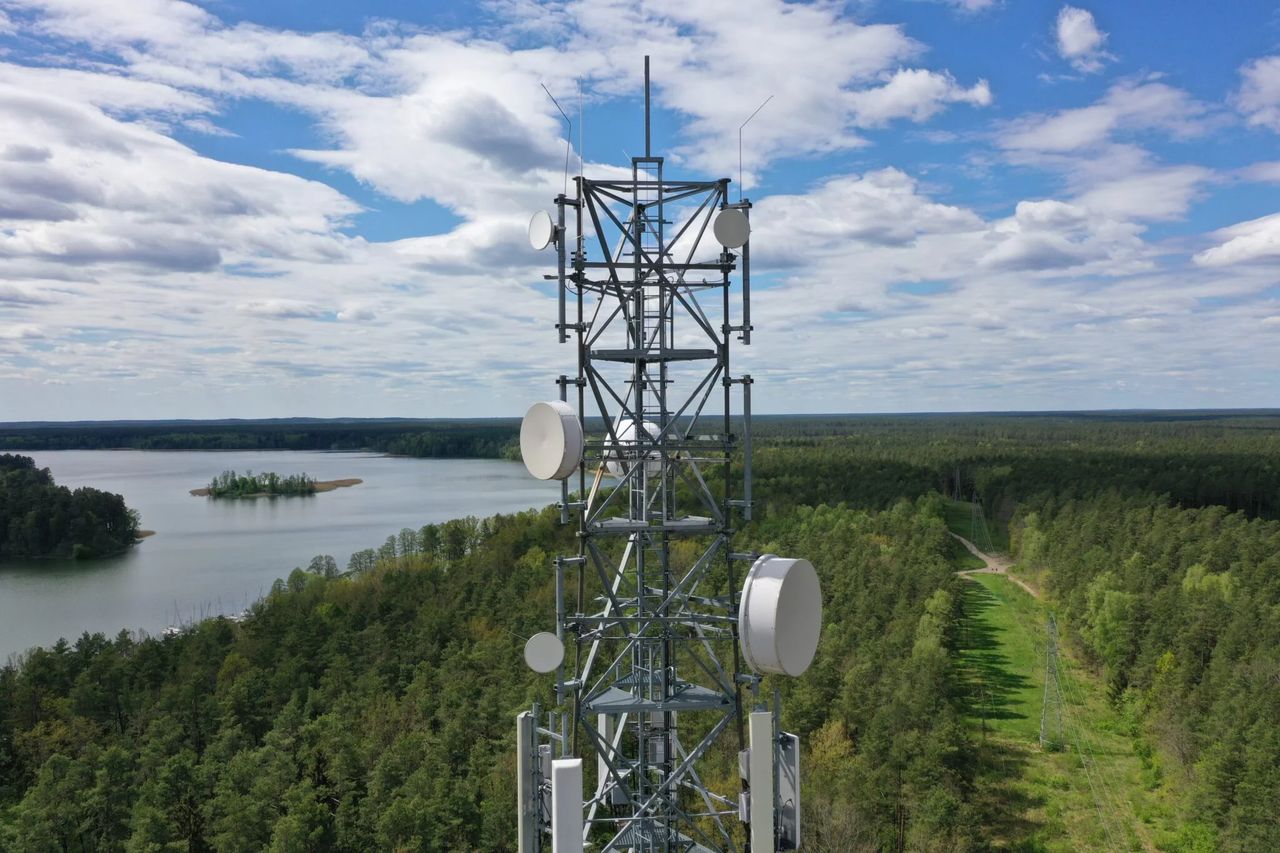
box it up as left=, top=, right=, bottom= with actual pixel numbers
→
left=644, top=55, right=651, bottom=157
left=542, top=83, right=573, bottom=196
left=738, top=94, right=773, bottom=201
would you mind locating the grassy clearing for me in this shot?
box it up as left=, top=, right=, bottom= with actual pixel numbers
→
left=958, top=572, right=1180, bottom=851
left=943, top=498, right=1008, bottom=552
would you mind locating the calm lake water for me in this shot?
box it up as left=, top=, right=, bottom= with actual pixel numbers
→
left=0, top=450, right=558, bottom=660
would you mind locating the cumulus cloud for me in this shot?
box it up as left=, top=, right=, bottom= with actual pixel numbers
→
left=0, top=0, right=1274, bottom=417
left=1193, top=212, right=1280, bottom=267
left=980, top=199, right=1148, bottom=271
left=848, top=69, right=991, bottom=127
left=0, top=81, right=359, bottom=276
left=1055, top=6, right=1112, bottom=74
left=1235, top=56, right=1280, bottom=132
left=755, top=168, right=983, bottom=258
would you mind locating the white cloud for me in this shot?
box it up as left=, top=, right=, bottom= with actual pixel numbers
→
left=898, top=326, right=948, bottom=339
left=996, top=81, right=1214, bottom=223
left=5, top=0, right=990, bottom=200
left=1236, top=55, right=1280, bottom=132
left=1072, top=165, right=1211, bottom=221
left=0, top=324, right=44, bottom=339
left=1001, top=80, right=1207, bottom=153
left=980, top=199, right=1149, bottom=271
left=0, top=63, right=212, bottom=117
left=753, top=168, right=983, bottom=268
left=0, top=283, right=55, bottom=304
left=0, top=0, right=1274, bottom=417
left=1240, top=161, right=1280, bottom=183
left=236, top=300, right=330, bottom=320
left=946, top=0, right=998, bottom=11
left=1193, top=212, right=1280, bottom=267
left=1055, top=6, right=1112, bottom=74
left=848, top=69, right=991, bottom=127
left=0, top=81, right=360, bottom=273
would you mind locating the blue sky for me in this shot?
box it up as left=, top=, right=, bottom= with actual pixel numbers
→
left=0, top=0, right=1277, bottom=419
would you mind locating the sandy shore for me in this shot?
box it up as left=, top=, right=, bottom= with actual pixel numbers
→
left=136, top=530, right=156, bottom=539
left=189, top=478, right=363, bottom=497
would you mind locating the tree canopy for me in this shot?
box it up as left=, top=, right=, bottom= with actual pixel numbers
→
left=0, top=454, right=140, bottom=560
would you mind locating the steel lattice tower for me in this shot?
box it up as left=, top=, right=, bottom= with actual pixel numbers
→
left=1040, top=614, right=1064, bottom=751
left=518, top=60, right=762, bottom=853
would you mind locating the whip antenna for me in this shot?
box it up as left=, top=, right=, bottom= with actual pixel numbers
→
left=541, top=83, right=573, bottom=196
left=738, top=94, right=773, bottom=201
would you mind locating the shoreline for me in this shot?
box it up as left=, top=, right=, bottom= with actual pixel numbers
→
left=189, top=477, right=363, bottom=498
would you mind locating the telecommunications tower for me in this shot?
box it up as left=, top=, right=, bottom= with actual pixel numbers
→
left=516, top=58, right=821, bottom=853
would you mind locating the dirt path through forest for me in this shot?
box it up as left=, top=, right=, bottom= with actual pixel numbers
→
left=950, top=532, right=1041, bottom=599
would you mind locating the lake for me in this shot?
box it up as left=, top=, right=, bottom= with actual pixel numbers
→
left=0, top=450, right=559, bottom=660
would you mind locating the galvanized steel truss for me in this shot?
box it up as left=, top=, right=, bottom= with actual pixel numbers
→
left=532, top=148, right=756, bottom=852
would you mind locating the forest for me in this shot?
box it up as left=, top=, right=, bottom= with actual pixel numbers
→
left=204, top=471, right=317, bottom=499
left=0, top=454, right=141, bottom=560
left=0, top=412, right=1277, bottom=850
left=0, top=419, right=520, bottom=459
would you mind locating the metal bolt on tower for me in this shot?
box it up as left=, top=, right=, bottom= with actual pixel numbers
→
left=517, top=58, right=819, bottom=853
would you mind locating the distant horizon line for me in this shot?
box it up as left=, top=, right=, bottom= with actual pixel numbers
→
left=3, top=407, right=1279, bottom=429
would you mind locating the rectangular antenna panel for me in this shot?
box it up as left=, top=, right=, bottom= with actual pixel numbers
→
left=748, top=710, right=775, bottom=853
left=551, top=758, right=584, bottom=853
left=516, top=712, right=537, bottom=853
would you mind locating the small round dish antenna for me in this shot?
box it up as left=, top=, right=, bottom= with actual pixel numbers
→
left=520, top=400, right=584, bottom=481
left=529, top=210, right=557, bottom=251
left=605, top=419, right=663, bottom=479
left=738, top=554, right=821, bottom=677
left=713, top=208, right=750, bottom=249
left=524, top=631, right=564, bottom=673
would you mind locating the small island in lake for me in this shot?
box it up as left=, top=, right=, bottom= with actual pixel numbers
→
left=191, top=469, right=362, bottom=498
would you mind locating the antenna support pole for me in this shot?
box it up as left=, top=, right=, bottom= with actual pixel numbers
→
left=644, top=55, right=651, bottom=157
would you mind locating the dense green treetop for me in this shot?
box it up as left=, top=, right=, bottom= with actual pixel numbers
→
left=204, top=471, right=316, bottom=499
left=0, top=454, right=140, bottom=560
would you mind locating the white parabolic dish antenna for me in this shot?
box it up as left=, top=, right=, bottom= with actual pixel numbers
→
left=605, top=419, right=663, bottom=479
left=713, top=207, right=750, bottom=249
left=738, top=554, right=822, bottom=677
left=524, top=631, right=564, bottom=673
left=520, top=400, right=584, bottom=481
left=529, top=210, right=556, bottom=251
